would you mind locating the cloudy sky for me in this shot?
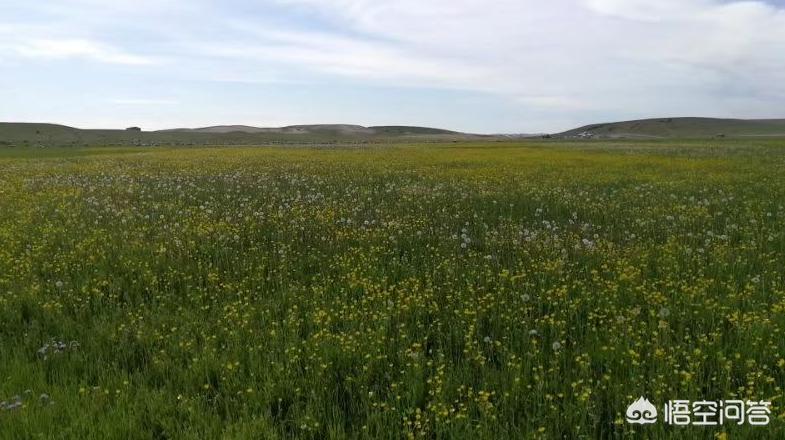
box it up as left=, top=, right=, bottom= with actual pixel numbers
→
left=1, top=0, right=784, bottom=133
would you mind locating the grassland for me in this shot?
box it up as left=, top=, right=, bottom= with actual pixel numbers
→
left=1, top=140, right=785, bottom=439
left=560, top=118, right=785, bottom=139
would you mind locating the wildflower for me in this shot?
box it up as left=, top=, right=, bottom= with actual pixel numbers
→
left=2, top=396, right=22, bottom=411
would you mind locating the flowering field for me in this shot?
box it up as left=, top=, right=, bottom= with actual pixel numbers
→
left=1, top=141, right=785, bottom=438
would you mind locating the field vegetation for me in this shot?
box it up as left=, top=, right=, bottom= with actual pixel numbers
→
left=1, top=140, right=784, bottom=438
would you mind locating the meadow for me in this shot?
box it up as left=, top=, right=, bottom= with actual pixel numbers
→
left=1, top=140, right=784, bottom=439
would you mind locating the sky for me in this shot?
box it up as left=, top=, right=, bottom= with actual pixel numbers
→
left=1, top=0, right=784, bottom=133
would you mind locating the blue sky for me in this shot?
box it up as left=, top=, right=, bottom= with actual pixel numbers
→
left=1, top=0, right=784, bottom=133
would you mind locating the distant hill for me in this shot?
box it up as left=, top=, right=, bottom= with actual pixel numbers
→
left=0, top=123, right=80, bottom=139
left=162, top=125, right=285, bottom=134
left=369, top=126, right=458, bottom=135
left=8, top=118, right=783, bottom=148
left=0, top=122, right=475, bottom=147
left=166, top=124, right=458, bottom=136
left=558, top=117, right=785, bottom=139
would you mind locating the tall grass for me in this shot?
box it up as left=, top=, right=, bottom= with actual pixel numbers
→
left=1, top=141, right=784, bottom=438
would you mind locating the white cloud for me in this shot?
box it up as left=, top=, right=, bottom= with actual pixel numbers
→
left=111, top=98, right=178, bottom=105
left=196, top=25, right=493, bottom=89
left=2, top=0, right=785, bottom=130
left=0, top=22, right=159, bottom=66
left=12, top=38, right=157, bottom=65
left=584, top=0, right=712, bottom=21
left=266, top=0, right=785, bottom=116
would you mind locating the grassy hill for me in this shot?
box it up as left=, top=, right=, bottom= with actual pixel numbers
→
left=558, top=117, right=785, bottom=139
left=0, top=123, right=474, bottom=147
left=369, top=126, right=458, bottom=135
left=7, top=118, right=785, bottom=148
left=166, top=124, right=458, bottom=136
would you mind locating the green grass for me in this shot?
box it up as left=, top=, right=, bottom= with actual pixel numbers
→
left=560, top=117, right=785, bottom=138
left=1, top=140, right=785, bottom=438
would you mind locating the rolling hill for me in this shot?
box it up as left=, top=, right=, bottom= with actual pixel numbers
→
left=0, top=123, right=471, bottom=147
left=165, top=124, right=458, bottom=136
left=5, top=118, right=785, bottom=148
left=558, top=117, right=785, bottom=139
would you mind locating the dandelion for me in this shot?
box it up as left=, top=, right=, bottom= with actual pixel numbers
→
left=2, top=395, right=23, bottom=411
